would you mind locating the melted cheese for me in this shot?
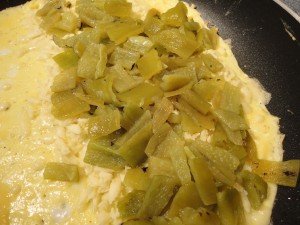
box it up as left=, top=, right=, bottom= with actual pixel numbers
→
left=0, top=0, right=283, bottom=225
left=0, top=1, right=123, bottom=224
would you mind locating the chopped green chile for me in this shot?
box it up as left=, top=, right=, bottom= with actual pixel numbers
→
left=54, top=11, right=80, bottom=32
left=138, top=175, right=177, bottom=218
left=93, top=132, right=120, bottom=147
left=39, top=9, right=65, bottom=36
left=253, top=160, right=300, bottom=187
left=53, top=35, right=77, bottom=48
left=117, top=82, right=163, bottom=107
left=121, top=104, right=145, bottom=130
left=53, top=48, right=79, bottom=69
left=164, top=81, right=194, bottom=98
left=137, top=49, right=163, bottom=79
left=190, top=140, right=240, bottom=174
left=214, top=109, right=248, bottom=131
left=211, top=123, right=228, bottom=146
left=123, top=221, right=153, bottom=225
left=167, top=182, right=203, bottom=218
left=167, top=112, right=182, bottom=124
left=81, top=26, right=104, bottom=44
left=164, top=82, right=195, bottom=98
left=116, top=110, right=151, bottom=146
left=189, top=157, right=217, bottom=205
left=181, top=112, right=201, bottom=134
left=123, top=36, right=154, bottom=55
left=227, top=144, right=247, bottom=161
left=154, top=130, right=184, bottom=158
left=36, top=0, right=63, bottom=17
left=152, top=216, right=184, bottom=225
left=172, top=125, right=185, bottom=139
left=160, top=55, right=189, bottom=70
left=161, top=64, right=196, bottom=92
left=197, top=27, right=219, bottom=52
left=43, top=162, right=79, bottom=182
left=73, top=89, right=104, bottom=107
left=104, top=0, right=132, bottom=18
left=119, top=122, right=153, bottom=167
left=51, top=90, right=90, bottom=119
left=144, top=10, right=165, bottom=36
left=184, top=20, right=200, bottom=32
left=77, top=43, right=107, bottom=79
left=145, top=123, right=172, bottom=156
left=88, top=106, right=121, bottom=138
left=193, top=79, right=224, bottom=103
left=174, top=98, right=214, bottom=130
left=107, top=20, right=144, bottom=44
left=151, top=28, right=198, bottom=59
left=160, top=2, right=187, bottom=27
left=81, top=76, right=118, bottom=104
left=180, top=89, right=211, bottom=115
left=69, top=27, right=108, bottom=56
left=197, top=63, right=214, bottom=80
left=217, top=188, right=246, bottom=225
left=190, top=140, right=238, bottom=185
left=219, top=82, right=242, bottom=114
left=179, top=207, right=221, bottom=225
left=109, top=65, right=143, bottom=93
left=124, top=168, right=150, bottom=191
left=72, top=37, right=88, bottom=57
left=83, top=140, right=126, bottom=170
left=220, top=122, right=244, bottom=146
left=212, top=123, right=247, bottom=149
left=109, top=47, right=140, bottom=70
left=200, top=52, right=224, bottom=73
left=51, top=68, right=77, bottom=92
left=128, top=66, right=141, bottom=76
left=76, top=4, right=114, bottom=27
left=76, top=0, right=106, bottom=7
left=239, top=170, right=268, bottom=210
left=245, top=134, right=260, bottom=166
left=118, top=190, right=145, bottom=220
left=152, top=98, right=173, bottom=133
left=147, top=156, right=178, bottom=181
left=151, top=217, right=168, bottom=225
left=184, top=28, right=197, bottom=43
left=170, top=142, right=191, bottom=185
left=206, top=160, right=236, bottom=186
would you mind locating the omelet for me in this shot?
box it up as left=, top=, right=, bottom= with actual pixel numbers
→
left=0, top=0, right=287, bottom=225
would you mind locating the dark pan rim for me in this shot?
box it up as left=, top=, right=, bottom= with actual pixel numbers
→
left=273, top=0, right=300, bottom=23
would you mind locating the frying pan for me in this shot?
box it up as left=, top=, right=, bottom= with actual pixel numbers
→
left=1, top=0, right=299, bottom=224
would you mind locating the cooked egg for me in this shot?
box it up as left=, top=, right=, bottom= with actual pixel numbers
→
left=0, top=0, right=283, bottom=224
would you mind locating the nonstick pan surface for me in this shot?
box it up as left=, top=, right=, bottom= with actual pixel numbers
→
left=1, top=0, right=299, bottom=224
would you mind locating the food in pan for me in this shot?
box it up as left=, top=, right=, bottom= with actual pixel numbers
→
left=0, top=0, right=299, bottom=224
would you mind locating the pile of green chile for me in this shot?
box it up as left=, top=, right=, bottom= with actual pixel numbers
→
left=38, top=0, right=300, bottom=224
